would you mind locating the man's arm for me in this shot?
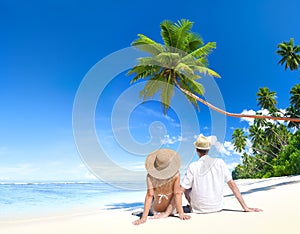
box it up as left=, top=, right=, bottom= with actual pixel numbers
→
left=227, top=180, right=262, bottom=212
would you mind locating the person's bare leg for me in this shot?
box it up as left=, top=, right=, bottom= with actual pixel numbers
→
left=150, top=198, right=175, bottom=219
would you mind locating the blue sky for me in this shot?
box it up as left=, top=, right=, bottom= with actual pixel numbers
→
left=0, top=0, right=299, bottom=182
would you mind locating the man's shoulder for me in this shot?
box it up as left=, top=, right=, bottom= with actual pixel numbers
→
left=189, top=160, right=200, bottom=166
left=208, top=156, right=225, bottom=163
left=209, top=157, right=230, bottom=172
left=214, top=157, right=225, bottom=163
left=186, top=160, right=199, bottom=171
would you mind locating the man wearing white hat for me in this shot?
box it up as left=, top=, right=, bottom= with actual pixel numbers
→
left=181, top=135, right=262, bottom=213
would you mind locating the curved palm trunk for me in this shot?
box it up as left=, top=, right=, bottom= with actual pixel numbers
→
left=173, top=77, right=300, bottom=122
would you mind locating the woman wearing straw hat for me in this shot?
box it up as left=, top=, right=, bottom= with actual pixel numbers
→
left=181, top=135, right=262, bottom=213
left=132, top=148, right=191, bottom=225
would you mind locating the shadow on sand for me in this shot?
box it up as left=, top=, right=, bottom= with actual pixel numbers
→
left=105, top=179, right=300, bottom=211
left=225, top=179, right=300, bottom=198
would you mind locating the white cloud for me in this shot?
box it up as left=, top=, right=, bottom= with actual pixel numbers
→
left=240, top=109, right=256, bottom=126
left=206, top=136, right=245, bottom=158
left=160, top=134, right=187, bottom=145
left=224, top=140, right=235, bottom=151
left=208, top=136, right=227, bottom=155
left=240, top=108, right=287, bottom=126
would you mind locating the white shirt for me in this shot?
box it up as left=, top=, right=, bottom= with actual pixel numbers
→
left=181, top=155, right=232, bottom=213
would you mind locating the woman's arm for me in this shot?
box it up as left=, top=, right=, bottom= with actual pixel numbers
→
left=132, top=176, right=154, bottom=225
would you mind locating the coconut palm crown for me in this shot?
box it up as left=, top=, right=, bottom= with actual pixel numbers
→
left=127, top=19, right=219, bottom=113
left=276, top=38, right=300, bottom=71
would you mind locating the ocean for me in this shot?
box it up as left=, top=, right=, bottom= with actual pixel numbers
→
left=0, top=181, right=145, bottom=220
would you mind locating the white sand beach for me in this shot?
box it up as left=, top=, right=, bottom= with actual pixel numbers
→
left=1, top=175, right=300, bottom=234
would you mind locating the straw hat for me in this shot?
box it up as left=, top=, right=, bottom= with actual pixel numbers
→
left=145, top=148, right=181, bottom=180
left=194, top=135, right=211, bottom=150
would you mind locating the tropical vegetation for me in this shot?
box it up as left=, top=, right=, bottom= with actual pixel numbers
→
left=232, top=38, right=300, bottom=179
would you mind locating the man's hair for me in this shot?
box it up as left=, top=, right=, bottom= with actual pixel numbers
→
left=196, top=149, right=209, bottom=155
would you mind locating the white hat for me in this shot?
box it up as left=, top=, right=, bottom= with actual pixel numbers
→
left=194, top=135, right=211, bottom=150
left=145, top=148, right=181, bottom=180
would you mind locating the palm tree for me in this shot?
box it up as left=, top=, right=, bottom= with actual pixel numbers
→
left=290, top=84, right=300, bottom=109
left=249, top=125, right=265, bottom=153
left=232, top=129, right=247, bottom=153
left=285, top=84, right=300, bottom=129
left=276, top=38, right=300, bottom=71
left=128, top=19, right=300, bottom=122
left=285, top=106, right=300, bottom=129
left=127, top=19, right=219, bottom=113
left=256, top=87, right=277, bottom=113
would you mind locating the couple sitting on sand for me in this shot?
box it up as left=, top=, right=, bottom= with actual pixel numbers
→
left=133, top=135, right=262, bottom=225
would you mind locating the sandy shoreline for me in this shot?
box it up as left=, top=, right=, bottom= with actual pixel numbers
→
left=1, top=176, right=300, bottom=234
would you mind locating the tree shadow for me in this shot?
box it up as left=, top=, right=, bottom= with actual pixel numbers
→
left=224, top=180, right=300, bottom=198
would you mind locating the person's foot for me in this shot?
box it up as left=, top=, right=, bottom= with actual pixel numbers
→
left=149, top=212, right=169, bottom=219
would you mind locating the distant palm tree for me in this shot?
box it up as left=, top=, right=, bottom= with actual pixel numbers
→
left=285, top=84, right=300, bottom=129
left=128, top=19, right=300, bottom=122
left=290, top=84, right=300, bottom=109
left=286, top=106, right=300, bottom=129
left=256, top=87, right=277, bottom=113
left=249, top=125, right=265, bottom=153
left=276, top=38, right=300, bottom=71
left=232, top=129, right=247, bottom=153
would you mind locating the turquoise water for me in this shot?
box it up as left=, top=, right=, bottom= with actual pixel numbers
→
left=0, top=181, right=145, bottom=219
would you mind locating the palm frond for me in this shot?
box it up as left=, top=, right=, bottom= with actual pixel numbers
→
left=139, top=75, right=164, bottom=99
left=278, top=57, right=287, bottom=66
left=188, top=42, right=216, bottom=58
left=277, top=43, right=288, bottom=50
left=180, top=42, right=216, bottom=68
left=132, top=34, right=164, bottom=55
left=196, top=57, right=209, bottom=67
left=191, top=65, right=221, bottom=78
left=155, top=52, right=180, bottom=67
left=128, top=65, right=161, bottom=83
left=186, top=33, right=204, bottom=52
left=174, top=62, right=194, bottom=77
left=160, top=20, right=174, bottom=47
left=172, top=19, right=194, bottom=50
left=294, top=46, right=300, bottom=53
left=136, top=57, right=161, bottom=66
left=183, top=76, right=205, bottom=96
